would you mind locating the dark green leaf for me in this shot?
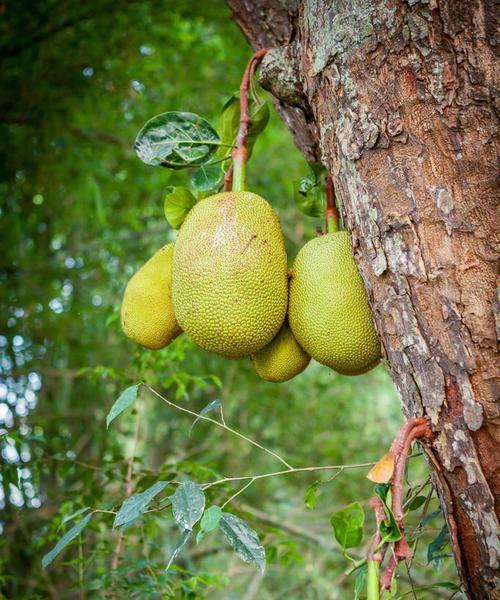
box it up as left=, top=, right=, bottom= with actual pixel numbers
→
left=220, top=512, right=266, bottom=572
left=191, top=164, right=223, bottom=193
left=407, top=495, right=426, bottom=512
left=304, top=481, right=319, bottom=510
left=135, top=112, right=221, bottom=169
left=330, top=502, right=364, bottom=550
left=163, top=186, right=196, bottom=229
left=373, top=483, right=401, bottom=542
left=294, top=177, right=325, bottom=217
left=427, top=525, right=449, bottom=565
left=113, top=481, right=168, bottom=529
left=57, top=507, right=91, bottom=532
left=196, top=505, right=222, bottom=543
left=189, top=399, right=223, bottom=435
left=307, top=161, right=327, bottom=182
left=106, top=384, right=140, bottom=429
left=169, top=481, right=205, bottom=530
left=42, top=512, right=93, bottom=569
left=165, top=528, right=191, bottom=572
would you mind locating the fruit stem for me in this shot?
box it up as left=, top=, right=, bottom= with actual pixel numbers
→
left=227, top=48, right=270, bottom=193
left=325, top=174, right=340, bottom=234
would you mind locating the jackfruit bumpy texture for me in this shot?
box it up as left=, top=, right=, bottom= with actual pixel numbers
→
left=121, top=244, right=181, bottom=350
left=251, top=321, right=310, bottom=382
left=289, top=231, right=381, bottom=375
left=172, top=191, right=288, bottom=359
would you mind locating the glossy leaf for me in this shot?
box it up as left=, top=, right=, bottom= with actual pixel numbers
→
left=135, top=111, right=221, bottom=169
left=331, top=502, right=364, bottom=550
left=169, top=481, right=205, bottom=530
left=220, top=512, right=266, bottom=572
left=113, top=481, right=168, bottom=529
left=57, top=507, right=91, bottom=532
left=196, top=505, right=222, bottom=543
left=191, top=163, right=223, bottom=193
left=42, top=512, right=93, bottom=568
left=165, top=528, right=191, bottom=572
left=163, top=186, right=196, bottom=229
left=106, top=384, right=140, bottom=429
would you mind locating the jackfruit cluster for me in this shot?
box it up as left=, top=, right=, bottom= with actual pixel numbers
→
left=120, top=190, right=380, bottom=382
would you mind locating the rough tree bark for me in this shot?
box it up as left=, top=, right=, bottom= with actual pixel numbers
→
left=226, top=1, right=499, bottom=598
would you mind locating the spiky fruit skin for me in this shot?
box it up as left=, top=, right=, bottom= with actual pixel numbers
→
left=251, top=321, right=310, bottom=382
left=121, top=244, right=181, bottom=350
left=289, top=231, right=380, bottom=375
left=172, top=191, right=288, bottom=358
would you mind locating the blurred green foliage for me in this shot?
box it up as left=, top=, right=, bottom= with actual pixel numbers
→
left=0, top=1, right=460, bottom=598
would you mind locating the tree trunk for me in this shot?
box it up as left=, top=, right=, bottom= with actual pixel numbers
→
left=226, top=1, right=499, bottom=598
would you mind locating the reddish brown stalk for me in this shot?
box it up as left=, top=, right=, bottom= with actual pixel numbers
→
left=367, top=495, right=388, bottom=564
left=224, top=48, right=270, bottom=191
left=325, top=174, right=340, bottom=233
left=379, top=417, right=433, bottom=591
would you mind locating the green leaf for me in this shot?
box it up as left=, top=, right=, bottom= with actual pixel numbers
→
left=331, top=502, right=364, bottom=550
left=308, top=161, right=327, bottom=181
left=135, top=111, right=221, bottom=169
left=163, top=186, right=196, bottom=229
left=220, top=512, right=266, bottom=572
left=106, top=384, right=140, bottom=429
left=113, top=481, right=169, bottom=529
left=217, top=94, right=270, bottom=161
left=196, top=505, right=222, bottom=543
left=304, top=481, right=319, bottom=510
left=189, top=399, right=223, bottom=435
left=42, top=512, right=93, bottom=569
left=421, top=508, right=441, bottom=528
left=374, top=485, right=401, bottom=543
left=169, top=481, right=205, bottom=530
left=57, top=507, right=91, bottom=532
left=165, top=528, right=191, bottom=572
left=294, top=177, right=325, bottom=217
left=191, top=164, right=223, bottom=193
left=407, top=495, right=427, bottom=512
left=354, top=564, right=367, bottom=600
left=427, top=525, right=450, bottom=566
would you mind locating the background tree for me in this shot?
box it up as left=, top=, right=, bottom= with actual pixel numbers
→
left=225, top=1, right=499, bottom=598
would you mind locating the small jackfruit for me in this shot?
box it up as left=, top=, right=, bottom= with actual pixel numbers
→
left=251, top=321, right=310, bottom=382
left=289, top=231, right=380, bottom=375
left=172, top=191, right=288, bottom=358
left=121, top=244, right=181, bottom=349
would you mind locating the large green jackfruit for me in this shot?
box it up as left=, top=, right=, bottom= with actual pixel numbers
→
left=289, top=231, right=380, bottom=375
left=121, top=244, right=181, bottom=349
left=251, top=321, right=310, bottom=382
left=172, top=191, right=288, bottom=358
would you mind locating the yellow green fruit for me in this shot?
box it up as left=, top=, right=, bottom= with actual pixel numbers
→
left=121, top=244, right=181, bottom=349
left=251, top=321, right=310, bottom=382
left=289, top=231, right=380, bottom=375
left=172, top=191, right=288, bottom=358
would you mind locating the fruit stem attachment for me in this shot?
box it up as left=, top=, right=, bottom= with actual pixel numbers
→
left=325, top=174, right=340, bottom=234
left=225, top=48, right=270, bottom=193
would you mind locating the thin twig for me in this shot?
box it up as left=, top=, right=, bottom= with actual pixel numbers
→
left=221, top=478, right=256, bottom=509
left=146, top=384, right=293, bottom=469
left=110, top=405, right=141, bottom=591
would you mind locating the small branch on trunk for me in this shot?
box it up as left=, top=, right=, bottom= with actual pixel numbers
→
left=224, top=48, right=269, bottom=192
left=325, top=175, right=340, bottom=234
